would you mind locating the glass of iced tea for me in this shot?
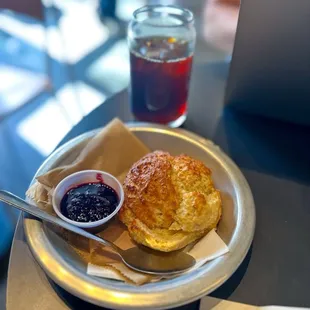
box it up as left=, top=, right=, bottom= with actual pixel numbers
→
left=128, top=5, right=196, bottom=127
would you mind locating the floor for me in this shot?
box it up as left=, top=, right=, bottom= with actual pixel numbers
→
left=0, top=1, right=235, bottom=308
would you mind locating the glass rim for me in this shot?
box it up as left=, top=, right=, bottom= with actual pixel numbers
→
left=132, top=4, right=194, bottom=27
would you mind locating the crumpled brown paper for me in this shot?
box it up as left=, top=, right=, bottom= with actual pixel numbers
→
left=27, top=118, right=229, bottom=285
left=27, top=118, right=149, bottom=211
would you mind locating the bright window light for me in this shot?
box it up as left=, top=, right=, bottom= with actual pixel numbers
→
left=46, top=4, right=109, bottom=64
left=0, top=12, right=45, bottom=50
left=115, top=0, right=146, bottom=21
left=87, top=39, right=130, bottom=93
left=17, top=97, right=73, bottom=156
left=17, top=82, right=106, bottom=156
left=0, top=7, right=109, bottom=65
left=0, top=65, right=47, bottom=115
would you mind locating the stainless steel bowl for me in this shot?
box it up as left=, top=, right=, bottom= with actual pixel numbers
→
left=24, top=123, right=255, bottom=309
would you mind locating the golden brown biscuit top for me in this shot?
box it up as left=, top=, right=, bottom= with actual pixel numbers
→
left=119, top=151, right=222, bottom=251
left=121, top=151, right=178, bottom=229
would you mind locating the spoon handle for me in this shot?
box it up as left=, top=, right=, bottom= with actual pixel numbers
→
left=0, top=190, right=122, bottom=253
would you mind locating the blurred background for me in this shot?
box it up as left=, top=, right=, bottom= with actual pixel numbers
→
left=0, top=0, right=239, bottom=308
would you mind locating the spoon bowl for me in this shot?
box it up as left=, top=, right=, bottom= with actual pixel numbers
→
left=121, top=245, right=196, bottom=275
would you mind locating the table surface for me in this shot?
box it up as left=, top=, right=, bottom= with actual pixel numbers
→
left=7, top=60, right=310, bottom=309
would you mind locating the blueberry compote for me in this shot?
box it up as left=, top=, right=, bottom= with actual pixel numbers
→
left=60, top=182, right=119, bottom=222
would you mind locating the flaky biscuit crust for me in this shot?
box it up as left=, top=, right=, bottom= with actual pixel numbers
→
left=119, top=151, right=222, bottom=252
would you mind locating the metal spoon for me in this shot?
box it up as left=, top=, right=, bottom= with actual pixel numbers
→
left=0, top=190, right=196, bottom=275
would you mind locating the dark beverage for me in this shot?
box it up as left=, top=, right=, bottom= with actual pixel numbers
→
left=129, top=37, right=193, bottom=125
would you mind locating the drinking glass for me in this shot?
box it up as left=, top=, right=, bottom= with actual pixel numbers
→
left=128, top=5, right=196, bottom=127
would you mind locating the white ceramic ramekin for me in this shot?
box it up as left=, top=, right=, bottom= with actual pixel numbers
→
left=52, top=170, right=124, bottom=229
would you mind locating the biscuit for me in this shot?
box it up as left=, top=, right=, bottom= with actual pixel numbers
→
left=119, top=151, right=222, bottom=252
